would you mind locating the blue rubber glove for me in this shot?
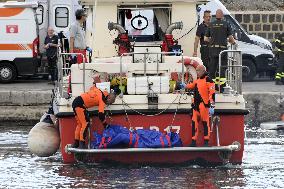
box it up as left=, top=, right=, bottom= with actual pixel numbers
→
left=180, top=82, right=186, bottom=89
left=209, top=106, right=215, bottom=116
left=70, top=54, right=77, bottom=59
left=86, top=47, right=92, bottom=52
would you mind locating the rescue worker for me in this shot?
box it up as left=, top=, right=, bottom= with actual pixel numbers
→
left=71, top=82, right=116, bottom=149
left=273, top=33, right=284, bottom=85
left=193, top=10, right=211, bottom=70
left=44, top=27, right=59, bottom=84
left=180, top=65, right=215, bottom=147
left=204, top=9, right=237, bottom=91
left=70, top=9, right=88, bottom=64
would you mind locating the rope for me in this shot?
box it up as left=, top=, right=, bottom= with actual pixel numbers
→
left=176, top=22, right=198, bottom=41
left=106, top=92, right=190, bottom=129
left=122, top=99, right=132, bottom=127
left=121, top=93, right=182, bottom=117
left=105, top=109, right=113, bottom=123
left=121, top=92, right=189, bottom=131
left=170, top=93, right=183, bottom=127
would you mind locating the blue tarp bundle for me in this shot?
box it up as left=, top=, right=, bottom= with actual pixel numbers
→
left=91, top=125, right=183, bottom=149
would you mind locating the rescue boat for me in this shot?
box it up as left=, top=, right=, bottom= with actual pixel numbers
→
left=53, top=0, right=249, bottom=165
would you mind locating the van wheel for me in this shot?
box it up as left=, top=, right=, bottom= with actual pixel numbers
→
left=242, top=59, right=256, bottom=82
left=0, top=63, right=17, bottom=83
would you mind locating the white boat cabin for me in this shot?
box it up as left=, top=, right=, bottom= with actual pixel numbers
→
left=56, top=0, right=245, bottom=114
left=83, top=0, right=205, bottom=58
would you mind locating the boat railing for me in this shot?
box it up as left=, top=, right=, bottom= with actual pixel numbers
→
left=57, top=52, right=86, bottom=97
left=218, top=49, right=243, bottom=94
left=58, top=51, right=185, bottom=98
left=57, top=50, right=242, bottom=98
left=119, top=52, right=185, bottom=89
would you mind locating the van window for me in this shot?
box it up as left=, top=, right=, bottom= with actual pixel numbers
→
left=55, top=7, right=69, bottom=28
left=36, top=5, right=44, bottom=25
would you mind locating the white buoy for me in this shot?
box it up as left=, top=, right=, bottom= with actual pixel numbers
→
left=28, top=121, right=60, bottom=157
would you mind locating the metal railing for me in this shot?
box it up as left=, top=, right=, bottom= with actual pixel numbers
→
left=57, top=51, right=86, bottom=97
left=218, top=49, right=243, bottom=94
left=57, top=51, right=186, bottom=98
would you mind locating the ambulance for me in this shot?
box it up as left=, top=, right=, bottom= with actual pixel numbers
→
left=0, top=1, right=81, bottom=83
left=0, top=1, right=39, bottom=83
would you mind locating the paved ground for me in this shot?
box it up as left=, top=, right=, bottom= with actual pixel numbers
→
left=242, top=80, right=284, bottom=93
left=0, top=78, right=54, bottom=92
left=1, top=78, right=283, bottom=93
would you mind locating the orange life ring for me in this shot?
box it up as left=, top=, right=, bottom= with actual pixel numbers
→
left=178, top=57, right=200, bottom=68
left=171, top=57, right=202, bottom=82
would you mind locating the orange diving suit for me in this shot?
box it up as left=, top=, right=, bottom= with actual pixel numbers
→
left=72, top=86, right=108, bottom=148
left=185, top=73, right=215, bottom=146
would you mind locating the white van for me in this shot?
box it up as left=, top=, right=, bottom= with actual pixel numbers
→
left=198, top=0, right=275, bottom=81
left=0, top=1, right=40, bottom=83
left=26, top=0, right=81, bottom=53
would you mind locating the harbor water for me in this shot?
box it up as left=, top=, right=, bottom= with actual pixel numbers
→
left=0, top=125, right=284, bottom=189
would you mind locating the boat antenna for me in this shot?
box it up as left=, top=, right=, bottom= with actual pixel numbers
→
left=90, top=0, right=98, bottom=59
left=175, top=22, right=198, bottom=41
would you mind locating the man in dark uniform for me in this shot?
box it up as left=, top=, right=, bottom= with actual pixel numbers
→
left=205, top=9, right=236, bottom=90
left=273, top=33, right=284, bottom=85
left=193, top=10, right=211, bottom=70
left=44, top=27, right=59, bottom=84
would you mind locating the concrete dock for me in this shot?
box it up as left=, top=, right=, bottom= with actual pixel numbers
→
left=0, top=78, right=283, bottom=126
left=0, top=79, right=53, bottom=126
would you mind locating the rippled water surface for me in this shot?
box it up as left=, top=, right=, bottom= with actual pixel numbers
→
left=0, top=126, right=284, bottom=189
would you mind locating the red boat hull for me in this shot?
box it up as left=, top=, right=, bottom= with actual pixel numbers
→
left=59, top=113, right=244, bottom=164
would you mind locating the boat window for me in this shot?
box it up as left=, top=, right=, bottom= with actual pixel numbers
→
left=125, top=10, right=155, bottom=36
left=118, top=7, right=171, bottom=42
left=55, top=7, right=69, bottom=28
left=36, top=5, right=44, bottom=25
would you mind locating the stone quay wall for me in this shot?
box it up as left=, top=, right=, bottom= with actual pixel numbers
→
left=231, top=11, right=284, bottom=41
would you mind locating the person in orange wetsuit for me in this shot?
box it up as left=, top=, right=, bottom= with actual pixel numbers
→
left=181, top=64, right=215, bottom=147
left=281, top=113, right=284, bottom=122
left=71, top=84, right=116, bottom=149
